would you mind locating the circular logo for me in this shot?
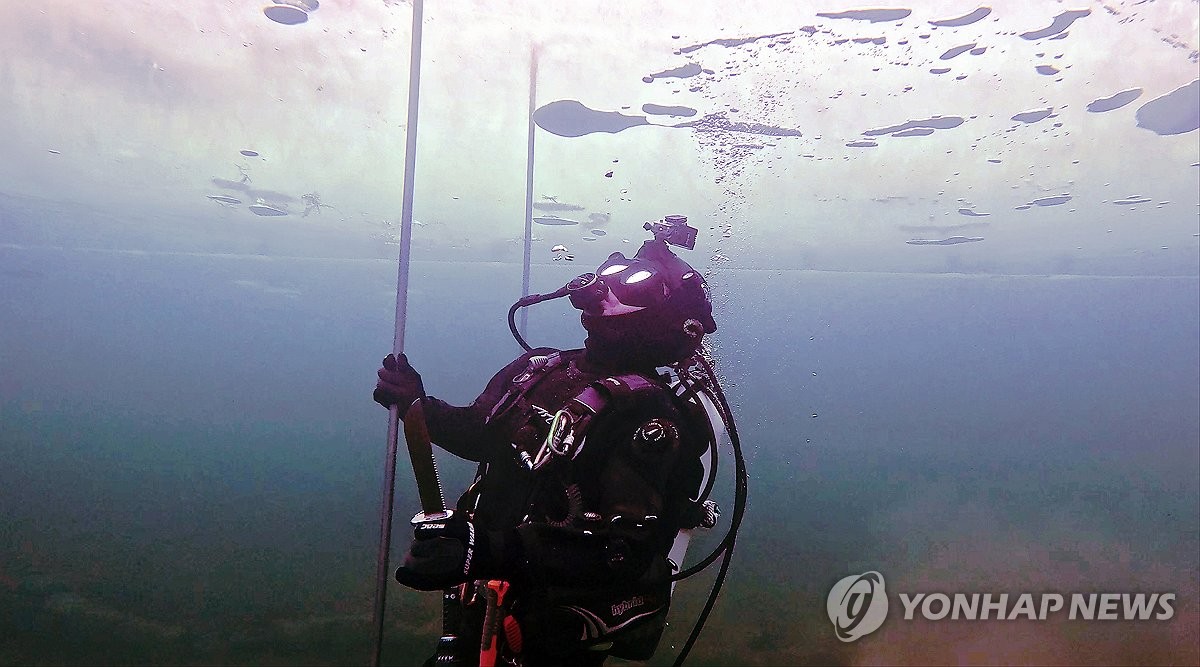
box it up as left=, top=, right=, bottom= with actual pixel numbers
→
left=827, top=571, right=889, bottom=642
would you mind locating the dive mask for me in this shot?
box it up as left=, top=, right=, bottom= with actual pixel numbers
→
left=568, top=246, right=703, bottom=316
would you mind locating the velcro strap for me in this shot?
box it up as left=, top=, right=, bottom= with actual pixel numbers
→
left=572, top=374, right=662, bottom=416
left=571, top=385, right=607, bottom=415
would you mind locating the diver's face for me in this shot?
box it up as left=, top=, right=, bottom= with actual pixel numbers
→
left=594, top=287, right=646, bottom=317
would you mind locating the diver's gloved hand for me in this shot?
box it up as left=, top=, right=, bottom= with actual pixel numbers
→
left=395, top=512, right=514, bottom=591
left=373, top=353, right=426, bottom=417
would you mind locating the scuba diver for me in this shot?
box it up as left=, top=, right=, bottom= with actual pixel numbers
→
left=374, top=215, right=745, bottom=666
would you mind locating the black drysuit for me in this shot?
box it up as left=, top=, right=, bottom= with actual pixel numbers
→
left=417, top=347, right=708, bottom=665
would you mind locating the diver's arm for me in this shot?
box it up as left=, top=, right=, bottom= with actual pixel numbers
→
left=419, top=397, right=489, bottom=461
left=420, top=347, right=558, bottom=462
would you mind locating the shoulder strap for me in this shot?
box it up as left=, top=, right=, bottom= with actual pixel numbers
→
left=569, top=373, right=668, bottom=416
left=484, top=351, right=565, bottom=425
left=528, top=372, right=671, bottom=469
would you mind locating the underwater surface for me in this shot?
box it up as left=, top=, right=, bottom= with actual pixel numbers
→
left=1, top=1, right=1198, bottom=665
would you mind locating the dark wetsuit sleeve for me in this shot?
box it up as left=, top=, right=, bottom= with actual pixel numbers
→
left=417, top=348, right=558, bottom=462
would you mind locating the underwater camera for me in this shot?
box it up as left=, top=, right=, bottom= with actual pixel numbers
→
left=645, top=214, right=698, bottom=250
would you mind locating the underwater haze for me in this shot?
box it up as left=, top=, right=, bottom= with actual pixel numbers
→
left=1, top=1, right=1197, bottom=665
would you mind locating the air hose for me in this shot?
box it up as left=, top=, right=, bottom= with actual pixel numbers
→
left=668, top=353, right=747, bottom=666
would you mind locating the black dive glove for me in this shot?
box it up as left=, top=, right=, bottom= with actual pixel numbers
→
left=373, top=353, right=426, bottom=417
left=395, top=513, right=516, bottom=591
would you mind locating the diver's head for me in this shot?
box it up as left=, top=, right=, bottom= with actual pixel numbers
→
left=568, top=233, right=717, bottom=369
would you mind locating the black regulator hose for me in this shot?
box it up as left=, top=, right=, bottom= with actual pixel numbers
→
left=671, top=353, right=748, bottom=667
left=509, top=301, right=533, bottom=352
left=508, top=284, right=573, bottom=352
left=670, top=356, right=743, bottom=581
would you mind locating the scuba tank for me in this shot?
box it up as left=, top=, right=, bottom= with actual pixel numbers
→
left=666, top=364, right=725, bottom=593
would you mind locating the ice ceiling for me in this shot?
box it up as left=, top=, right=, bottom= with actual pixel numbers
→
left=0, top=1, right=1196, bottom=276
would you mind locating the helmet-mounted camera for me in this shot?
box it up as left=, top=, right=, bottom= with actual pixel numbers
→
left=644, top=214, right=698, bottom=250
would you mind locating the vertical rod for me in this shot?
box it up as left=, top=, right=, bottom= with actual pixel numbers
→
left=371, top=0, right=424, bottom=664
left=519, top=45, right=539, bottom=335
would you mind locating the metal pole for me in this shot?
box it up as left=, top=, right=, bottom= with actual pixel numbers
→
left=372, top=0, right=424, bottom=664
left=519, top=45, right=539, bottom=336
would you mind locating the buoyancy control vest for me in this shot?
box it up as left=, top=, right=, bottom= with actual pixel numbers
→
left=452, top=348, right=721, bottom=663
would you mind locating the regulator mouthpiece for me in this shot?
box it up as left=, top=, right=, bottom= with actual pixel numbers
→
left=567, top=272, right=607, bottom=314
